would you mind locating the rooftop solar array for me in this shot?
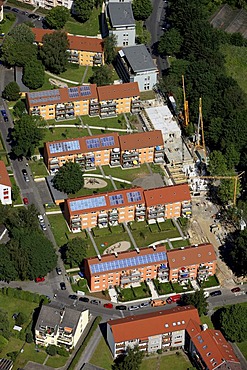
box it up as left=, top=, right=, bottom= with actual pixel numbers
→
left=49, top=140, right=80, bottom=154
left=68, top=87, right=79, bottom=99
left=86, top=136, right=115, bottom=150
left=86, top=138, right=100, bottom=149
left=100, top=136, right=115, bottom=147
left=127, top=191, right=142, bottom=203
left=70, top=196, right=106, bottom=212
left=109, top=194, right=124, bottom=206
left=80, top=85, right=91, bottom=96
left=91, top=251, right=167, bottom=274
left=68, top=86, right=92, bottom=99
left=29, top=89, right=61, bottom=105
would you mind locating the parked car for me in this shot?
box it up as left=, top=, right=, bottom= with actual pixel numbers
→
left=38, top=214, right=46, bottom=230
left=116, top=305, right=127, bottom=310
left=104, top=303, right=113, bottom=309
left=1, top=110, right=8, bottom=122
left=140, top=301, right=150, bottom=308
left=69, top=294, right=78, bottom=300
left=60, top=282, right=66, bottom=290
left=22, top=168, right=30, bottom=182
left=166, top=294, right=181, bottom=304
left=128, top=305, right=139, bottom=311
left=210, top=290, right=222, bottom=297
left=23, top=197, right=29, bottom=205
left=3, top=6, right=11, bottom=9
left=35, top=277, right=45, bottom=282
left=56, top=267, right=62, bottom=275
left=151, top=299, right=166, bottom=307
left=12, top=8, right=19, bottom=12
left=231, top=287, right=241, bottom=293
left=90, top=299, right=101, bottom=305
left=79, top=297, right=89, bottom=303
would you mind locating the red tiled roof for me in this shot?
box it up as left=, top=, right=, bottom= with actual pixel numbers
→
left=0, top=160, right=11, bottom=188
left=85, top=244, right=167, bottom=275
left=45, top=132, right=120, bottom=157
left=167, top=243, right=216, bottom=269
left=144, top=183, right=191, bottom=207
left=108, top=306, right=200, bottom=342
left=119, top=130, right=164, bottom=151
left=66, top=186, right=145, bottom=215
left=32, top=28, right=103, bottom=52
left=97, top=82, right=140, bottom=101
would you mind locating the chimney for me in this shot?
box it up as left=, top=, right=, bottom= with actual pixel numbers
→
left=114, top=251, right=118, bottom=258
left=97, top=254, right=101, bottom=261
left=153, top=245, right=156, bottom=251
left=136, top=247, right=140, bottom=254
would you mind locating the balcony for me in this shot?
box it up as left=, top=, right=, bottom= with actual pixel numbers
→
left=122, top=151, right=139, bottom=158
left=49, top=158, right=59, bottom=165
left=110, top=160, right=121, bottom=166
left=136, top=205, right=146, bottom=211
left=100, top=111, right=117, bottom=118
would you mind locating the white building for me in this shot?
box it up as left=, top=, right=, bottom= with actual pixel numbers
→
left=0, top=0, right=3, bottom=23
left=35, top=305, right=89, bottom=349
left=0, top=160, right=12, bottom=205
left=24, top=0, right=73, bottom=9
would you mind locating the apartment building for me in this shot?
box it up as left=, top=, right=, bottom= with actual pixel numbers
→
left=64, top=186, right=146, bottom=232
left=84, top=243, right=215, bottom=292
left=107, top=2, right=135, bottom=47
left=0, top=0, right=3, bottom=23
left=144, top=183, right=192, bottom=223
left=26, top=82, right=140, bottom=120
left=106, top=306, right=241, bottom=370
left=0, top=160, right=12, bottom=205
left=35, top=305, right=89, bottom=349
left=116, top=45, right=158, bottom=91
left=32, top=28, right=104, bottom=67
left=43, top=130, right=163, bottom=173
left=118, top=130, right=164, bottom=168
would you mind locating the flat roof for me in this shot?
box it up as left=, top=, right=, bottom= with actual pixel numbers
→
left=121, top=45, right=157, bottom=73
left=97, top=82, right=139, bottom=101
left=145, top=105, right=181, bottom=137
left=144, top=183, right=191, bottom=207
left=119, top=130, right=163, bottom=151
left=108, top=3, right=135, bottom=27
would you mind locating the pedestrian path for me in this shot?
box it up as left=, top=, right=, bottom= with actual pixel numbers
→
left=147, top=280, right=159, bottom=299
left=45, top=71, right=79, bottom=85
left=86, top=228, right=100, bottom=257
left=173, top=218, right=186, bottom=239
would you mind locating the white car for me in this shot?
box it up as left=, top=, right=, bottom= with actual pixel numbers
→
left=128, top=305, right=140, bottom=311
left=38, top=215, right=47, bottom=230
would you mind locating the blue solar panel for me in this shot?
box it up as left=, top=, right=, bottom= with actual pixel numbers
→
left=109, top=194, right=124, bottom=206
left=70, top=196, right=106, bottom=212
left=68, top=87, right=79, bottom=98
left=127, top=191, right=142, bottom=203
left=100, top=136, right=115, bottom=147
left=90, top=251, right=167, bottom=274
left=86, top=138, right=100, bottom=149
left=49, top=140, right=80, bottom=154
left=80, top=85, right=91, bottom=97
left=29, top=89, right=60, bottom=103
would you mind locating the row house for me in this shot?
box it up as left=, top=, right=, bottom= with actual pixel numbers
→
left=144, top=183, right=192, bottom=223
left=106, top=306, right=241, bottom=370
left=83, top=243, right=216, bottom=292
left=0, top=160, right=12, bottom=205
left=43, top=130, right=164, bottom=173
left=64, top=183, right=190, bottom=233
left=26, top=82, right=140, bottom=120
left=35, top=305, right=89, bottom=349
left=32, top=28, right=104, bottom=67
left=20, top=0, right=73, bottom=9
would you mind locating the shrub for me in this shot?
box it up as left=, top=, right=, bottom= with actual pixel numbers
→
left=16, top=312, right=27, bottom=326
left=7, top=351, right=18, bottom=362
left=6, top=13, right=16, bottom=21
left=57, top=346, right=69, bottom=357
left=26, top=332, right=33, bottom=343
left=46, top=345, right=57, bottom=356
left=157, top=349, right=162, bottom=354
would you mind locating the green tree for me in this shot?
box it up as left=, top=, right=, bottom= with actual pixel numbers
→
left=46, top=345, right=57, bottom=356
left=39, top=31, right=69, bottom=74
left=218, top=304, right=247, bottom=342
left=0, top=309, right=10, bottom=339
left=158, top=29, right=183, bottom=56
left=45, top=6, right=70, bottom=30
left=2, top=82, right=20, bottom=101
left=9, top=23, right=35, bottom=44
left=22, top=60, right=45, bottom=90
left=25, top=332, right=33, bottom=343
left=1, top=36, right=38, bottom=67
left=208, top=151, right=228, bottom=176
left=136, top=29, right=151, bottom=45
left=65, top=237, right=88, bottom=267
left=181, top=289, right=208, bottom=316
left=53, top=162, right=84, bottom=194
left=15, top=312, right=27, bottom=326
left=113, top=346, right=143, bottom=370
left=73, top=0, right=94, bottom=23
left=103, top=35, right=117, bottom=64
left=11, top=184, right=20, bottom=202
left=229, top=229, right=247, bottom=277
left=89, top=65, right=113, bottom=86
left=11, top=115, right=44, bottom=159
left=132, top=0, right=152, bottom=21
left=13, top=100, right=26, bottom=118
left=0, top=245, right=18, bottom=282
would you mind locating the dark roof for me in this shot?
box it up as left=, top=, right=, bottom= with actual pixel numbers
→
left=46, top=176, right=68, bottom=202
left=81, top=364, right=105, bottom=370
left=108, top=3, right=135, bottom=27
left=0, top=358, right=13, bottom=370
left=120, top=45, right=157, bottom=73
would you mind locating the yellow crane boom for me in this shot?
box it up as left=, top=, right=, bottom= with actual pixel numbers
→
left=182, top=75, right=189, bottom=127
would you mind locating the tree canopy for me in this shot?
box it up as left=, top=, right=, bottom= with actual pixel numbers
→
left=132, top=0, right=152, bottom=21
left=2, top=82, right=20, bottom=101
left=113, top=346, right=143, bottom=370
left=218, top=304, right=247, bottom=342
left=22, top=59, right=45, bottom=90
left=158, top=29, right=183, bottom=56
left=45, top=6, right=70, bottom=30
left=181, top=289, right=208, bottom=316
left=1, top=35, right=37, bottom=67
left=39, top=31, right=69, bottom=74
left=103, top=35, right=117, bottom=64
left=9, top=23, right=35, bottom=44
left=228, top=229, right=247, bottom=277
left=52, top=162, right=84, bottom=194
left=11, top=115, right=45, bottom=159
left=89, top=65, right=113, bottom=86
left=64, top=237, right=88, bottom=267
left=73, top=0, right=94, bottom=23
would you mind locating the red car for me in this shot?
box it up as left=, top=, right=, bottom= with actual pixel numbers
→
left=23, top=197, right=29, bottom=205
left=104, top=303, right=113, bottom=309
left=231, top=287, right=241, bottom=293
left=35, top=277, right=45, bottom=283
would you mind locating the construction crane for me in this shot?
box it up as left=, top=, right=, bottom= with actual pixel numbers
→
left=195, top=97, right=207, bottom=162
left=189, top=172, right=245, bottom=206
left=182, top=75, right=189, bottom=127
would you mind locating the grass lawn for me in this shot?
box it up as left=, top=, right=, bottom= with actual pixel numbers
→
left=237, top=341, right=247, bottom=360
left=28, top=159, right=48, bottom=178
left=118, top=282, right=151, bottom=302
left=172, top=282, right=193, bottom=293
left=82, top=114, right=127, bottom=129
left=92, top=227, right=132, bottom=252
left=153, top=280, right=174, bottom=295
left=102, top=164, right=150, bottom=182
left=31, top=73, right=53, bottom=92
left=200, top=275, right=219, bottom=289
left=14, top=343, right=47, bottom=370
left=68, top=179, right=115, bottom=198
left=45, top=355, right=68, bottom=368
left=71, top=278, right=89, bottom=294
left=65, top=8, right=101, bottom=36
left=9, top=175, right=22, bottom=205
left=7, top=0, right=35, bottom=10
left=141, top=353, right=191, bottom=370
left=135, top=20, right=144, bottom=37
left=171, top=239, right=190, bottom=249
left=1, top=16, right=16, bottom=35
left=41, top=127, right=90, bottom=145
left=200, top=315, right=214, bottom=329
left=90, top=337, right=113, bottom=370
left=84, top=65, right=94, bottom=83
left=140, top=90, right=156, bottom=101
left=58, top=66, right=87, bottom=83
left=0, top=294, right=38, bottom=323
left=220, top=44, right=247, bottom=100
